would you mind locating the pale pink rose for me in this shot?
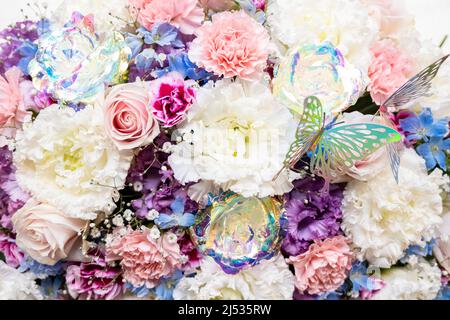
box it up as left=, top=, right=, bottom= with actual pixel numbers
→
left=104, top=82, right=160, bottom=150
left=0, top=67, right=31, bottom=143
left=130, top=0, right=204, bottom=35
left=368, top=39, right=415, bottom=105
left=106, top=228, right=182, bottom=288
left=198, top=0, right=235, bottom=11
left=12, top=199, right=85, bottom=266
left=150, top=72, right=196, bottom=127
left=287, top=236, right=353, bottom=295
left=188, top=10, right=271, bottom=80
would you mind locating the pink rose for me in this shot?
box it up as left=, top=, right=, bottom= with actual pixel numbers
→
left=188, top=10, right=271, bottom=80
left=106, top=228, right=182, bottom=288
left=198, top=0, right=236, bottom=11
left=150, top=72, right=196, bottom=127
left=287, top=236, right=353, bottom=295
left=130, top=0, right=204, bottom=35
left=104, top=82, right=160, bottom=150
left=12, top=199, right=85, bottom=266
left=368, top=39, right=415, bottom=105
left=0, top=67, right=31, bottom=144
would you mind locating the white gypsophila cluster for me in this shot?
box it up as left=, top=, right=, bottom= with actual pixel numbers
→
left=168, top=79, right=298, bottom=198
left=14, top=105, right=133, bottom=220
left=0, top=261, right=43, bottom=300
left=173, top=255, right=295, bottom=300
left=372, top=260, right=442, bottom=300
left=51, top=0, right=134, bottom=37
left=342, top=148, right=447, bottom=268
left=266, top=0, right=379, bottom=77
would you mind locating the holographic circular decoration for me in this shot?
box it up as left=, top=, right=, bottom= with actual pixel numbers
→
left=273, top=42, right=365, bottom=116
left=29, top=14, right=131, bottom=104
left=191, top=192, right=287, bottom=274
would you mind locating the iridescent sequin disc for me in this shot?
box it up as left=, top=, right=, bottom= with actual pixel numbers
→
left=273, top=42, right=366, bottom=116
left=191, top=192, right=287, bottom=274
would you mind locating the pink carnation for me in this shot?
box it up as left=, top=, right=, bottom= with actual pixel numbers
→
left=150, top=72, right=196, bottom=127
left=368, top=39, right=415, bottom=105
left=287, top=236, right=353, bottom=295
left=106, top=228, right=182, bottom=288
left=188, top=10, right=271, bottom=80
left=130, top=0, right=204, bottom=35
left=0, top=67, right=31, bottom=143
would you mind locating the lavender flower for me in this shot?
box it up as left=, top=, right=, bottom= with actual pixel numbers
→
left=0, top=21, right=39, bottom=76
left=282, top=177, right=345, bottom=257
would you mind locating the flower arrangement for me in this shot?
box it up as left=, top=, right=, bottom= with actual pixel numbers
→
left=0, top=0, right=449, bottom=301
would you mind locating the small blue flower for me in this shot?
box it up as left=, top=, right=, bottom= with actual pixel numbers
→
left=40, top=276, right=65, bottom=299
left=399, top=108, right=448, bottom=142
left=18, top=41, right=38, bottom=75
left=154, top=196, right=196, bottom=229
left=155, top=53, right=213, bottom=82
left=125, top=283, right=152, bottom=298
left=416, top=136, right=450, bottom=170
left=347, top=261, right=383, bottom=298
left=125, top=34, right=144, bottom=59
left=19, top=255, right=65, bottom=279
left=139, top=24, right=184, bottom=48
left=135, top=48, right=164, bottom=74
left=154, top=270, right=183, bottom=300
left=400, top=240, right=436, bottom=264
left=436, top=286, right=450, bottom=300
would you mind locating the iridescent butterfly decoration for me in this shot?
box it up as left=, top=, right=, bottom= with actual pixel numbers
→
left=378, top=54, right=449, bottom=182
left=275, top=96, right=402, bottom=192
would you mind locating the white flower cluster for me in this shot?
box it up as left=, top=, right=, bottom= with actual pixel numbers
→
left=266, top=0, right=379, bottom=77
left=0, top=262, right=42, bottom=300
left=372, top=260, right=442, bottom=300
left=168, top=79, right=298, bottom=198
left=342, top=149, right=447, bottom=268
left=173, top=255, right=295, bottom=300
left=14, top=105, right=133, bottom=220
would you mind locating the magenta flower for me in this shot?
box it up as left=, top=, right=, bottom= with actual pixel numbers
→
left=66, top=253, right=124, bottom=300
left=0, top=234, right=25, bottom=268
left=150, top=72, right=196, bottom=127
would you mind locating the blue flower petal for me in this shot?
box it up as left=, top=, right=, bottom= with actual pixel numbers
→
left=419, top=108, right=434, bottom=128
left=417, top=143, right=437, bottom=170
left=399, top=116, right=421, bottom=133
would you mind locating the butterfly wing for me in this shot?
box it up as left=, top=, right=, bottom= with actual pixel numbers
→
left=310, top=123, right=402, bottom=180
left=382, top=55, right=449, bottom=111
left=284, top=96, right=325, bottom=168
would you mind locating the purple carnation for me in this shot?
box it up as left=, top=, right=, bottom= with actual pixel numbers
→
left=282, top=177, right=345, bottom=257
left=0, top=233, right=24, bottom=268
left=66, top=252, right=124, bottom=300
left=127, top=134, right=198, bottom=219
left=0, top=146, right=29, bottom=230
left=0, top=20, right=39, bottom=76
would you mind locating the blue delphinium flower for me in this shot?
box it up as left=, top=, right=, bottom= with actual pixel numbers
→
left=40, top=276, right=65, bottom=299
left=417, top=136, right=450, bottom=170
left=347, top=261, right=384, bottom=299
left=125, top=283, right=153, bottom=298
left=18, top=41, right=38, bottom=75
left=400, top=240, right=436, bottom=264
left=135, top=48, right=165, bottom=75
left=155, top=53, right=213, bottom=82
left=399, top=108, right=448, bottom=142
left=139, top=24, right=184, bottom=48
left=154, top=270, right=183, bottom=300
left=154, top=196, right=196, bottom=229
left=436, top=286, right=450, bottom=300
left=19, top=255, right=65, bottom=279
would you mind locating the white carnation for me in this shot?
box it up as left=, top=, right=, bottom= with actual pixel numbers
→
left=342, top=149, right=445, bottom=268
left=168, top=79, right=298, bottom=198
left=51, top=0, right=134, bottom=36
left=14, top=105, right=133, bottom=220
left=266, top=0, right=379, bottom=76
left=173, top=255, right=295, bottom=300
left=372, top=260, right=442, bottom=300
left=0, top=262, right=42, bottom=300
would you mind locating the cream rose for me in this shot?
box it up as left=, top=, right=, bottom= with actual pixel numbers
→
left=12, top=199, right=85, bottom=266
left=104, top=81, right=160, bottom=150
